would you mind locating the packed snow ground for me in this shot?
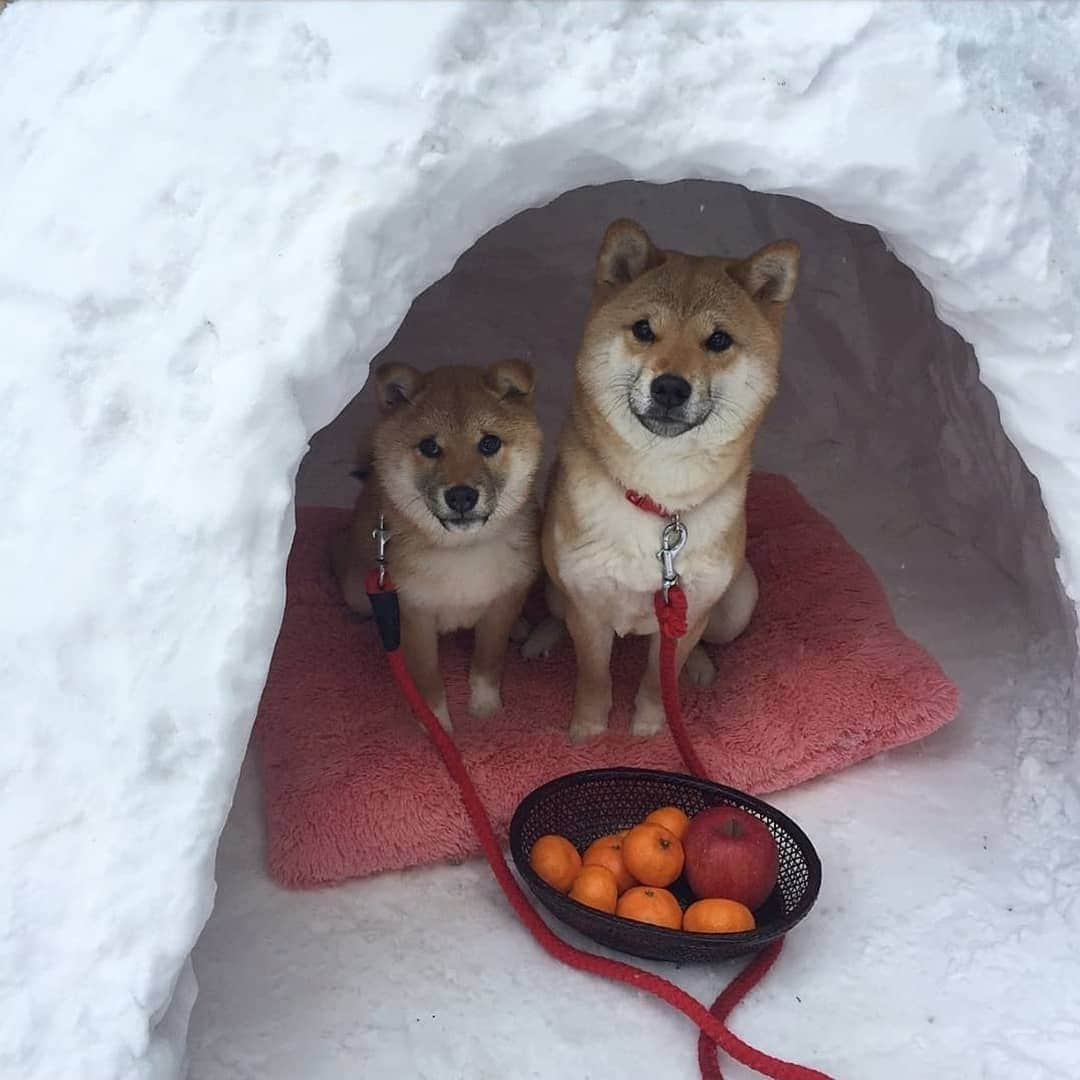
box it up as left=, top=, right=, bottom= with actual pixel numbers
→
left=3, top=2, right=1080, bottom=1078
left=188, top=459, right=1077, bottom=1080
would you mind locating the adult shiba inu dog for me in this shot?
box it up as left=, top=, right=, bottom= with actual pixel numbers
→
left=527, top=219, right=799, bottom=742
left=332, top=361, right=543, bottom=729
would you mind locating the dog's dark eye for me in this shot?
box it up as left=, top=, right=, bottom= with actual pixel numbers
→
left=418, top=437, right=441, bottom=458
left=631, top=319, right=655, bottom=343
left=478, top=433, right=502, bottom=456
left=705, top=329, right=733, bottom=353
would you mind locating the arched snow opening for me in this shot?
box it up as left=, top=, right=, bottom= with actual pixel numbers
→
left=300, top=179, right=1071, bottom=637
left=3, top=4, right=1079, bottom=1080
left=187, top=178, right=1078, bottom=1077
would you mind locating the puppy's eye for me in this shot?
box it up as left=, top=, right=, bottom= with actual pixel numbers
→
left=478, top=433, right=502, bottom=456
left=631, top=319, right=655, bottom=343
left=705, top=329, right=733, bottom=352
left=418, top=437, right=441, bottom=458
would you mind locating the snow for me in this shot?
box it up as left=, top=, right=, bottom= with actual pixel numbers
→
left=0, top=2, right=1078, bottom=1078
left=191, top=178, right=1080, bottom=1079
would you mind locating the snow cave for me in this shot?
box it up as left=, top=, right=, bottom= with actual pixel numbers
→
left=3, top=3, right=1079, bottom=1080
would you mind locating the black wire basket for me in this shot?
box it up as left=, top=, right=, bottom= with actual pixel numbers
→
left=509, top=767, right=821, bottom=964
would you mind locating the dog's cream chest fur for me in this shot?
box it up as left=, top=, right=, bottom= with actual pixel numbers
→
left=553, top=472, right=742, bottom=636
left=397, top=523, right=537, bottom=633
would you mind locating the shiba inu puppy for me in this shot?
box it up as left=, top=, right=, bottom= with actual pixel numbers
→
left=332, top=361, right=543, bottom=729
left=529, top=219, right=799, bottom=742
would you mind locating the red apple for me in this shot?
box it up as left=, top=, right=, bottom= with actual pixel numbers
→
left=683, top=807, right=778, bottom=911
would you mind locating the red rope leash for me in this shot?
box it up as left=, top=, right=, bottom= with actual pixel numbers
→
left=631, top=489, right=803, bottom=1073
left=655, top=586, right=792, bottom=1078
left=366, top=568, right=832, bottom=1080
left=654, top=584, right=710, bottom=781
left=698, top=938, right=787, bottom=1080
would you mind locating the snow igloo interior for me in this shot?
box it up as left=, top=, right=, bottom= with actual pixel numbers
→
left=4, top=3, right=1080, bottom=1080
left=188, top=179, right=1080, bottom=1078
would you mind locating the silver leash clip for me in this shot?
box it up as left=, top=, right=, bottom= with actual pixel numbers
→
left=372, top=514, right=392, bottom=589
left=657, top=515, right=688, bottom=602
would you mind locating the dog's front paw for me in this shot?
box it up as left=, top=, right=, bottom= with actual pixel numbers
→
left=629, top=694, right=665, bottom=738
left=521, top=616, right=566, bottom=660
left=429, top=699, right=453, bottom=733
left=568, top=702, right=609, bottom=743
left=684, top=645, right=716, bottom=688
left=468, top=673, right=502, bottom=719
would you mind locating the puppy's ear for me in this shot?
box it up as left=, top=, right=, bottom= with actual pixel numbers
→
left=484, top=358, right=535, bottom=402
left=595, top=218, right=663, bottom=287
left=730, top=241, right=800, bottom=311
left=374, top=362, right=423, bottom=412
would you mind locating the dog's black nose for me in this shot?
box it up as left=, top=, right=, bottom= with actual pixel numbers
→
left=650, top=373, right=692, bottom=410
left=444, top=485, right=479, bottom=514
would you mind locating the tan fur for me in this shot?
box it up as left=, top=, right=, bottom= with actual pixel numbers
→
left=533, top=219, right=799, bottom=741
left=332, top=361, right=543, bottom=729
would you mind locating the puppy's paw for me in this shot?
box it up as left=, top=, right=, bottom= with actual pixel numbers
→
left=568, top=700, right=609, bottom=743
left=428, top=699, right=453, bottom=733
left=468, top=673, right=502, bottom=719
left=629, top=694, right=665, bottom=738
left=509, top=617, right=531, bottom=644
left=568, top=716, right=608, bottom=743
left=684, top=645, right=716, bottom=688
left=521, top=616, right=566, bottom=660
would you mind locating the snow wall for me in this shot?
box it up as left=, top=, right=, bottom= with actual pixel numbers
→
left=1, top=2, right=1078, bottom=1078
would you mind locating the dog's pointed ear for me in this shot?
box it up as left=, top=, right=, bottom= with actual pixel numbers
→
left=730, top=241, right=800, bottom=311
left=595, top=218, right=664, bottom=288
left=484, top=358, right=535, bottom=402
left=374, top=362, right=423, bottom=412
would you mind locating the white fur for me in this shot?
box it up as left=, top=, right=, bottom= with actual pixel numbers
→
left=552, top=464, right=744, bottom=637
left=630, top=689, right=666, bottom=736
left=486, top=445, right=537, bottom=529
left=397, top=520, right=536, bottom=633
left=431, top=699, right=452, bottom=733
left=520, top=615, right=566, bottom=659
left=683, top=646, right=717, bottom=686
left=468, top=673, right=502, bottom=718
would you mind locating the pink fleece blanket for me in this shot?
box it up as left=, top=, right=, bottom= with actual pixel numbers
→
left=255, top=473, right=958, bottom=888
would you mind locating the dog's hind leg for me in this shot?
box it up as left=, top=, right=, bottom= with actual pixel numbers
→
left=683, top=645, right=716, bottom=687
left=330, top=528, right=372, bottom=617
left=521, top=577, right=567, bottom=659
left=521, top=618, right=565, bottom=658
left=702, top=560, right=758, bottom=646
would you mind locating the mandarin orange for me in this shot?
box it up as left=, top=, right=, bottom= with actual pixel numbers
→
left=529, top=834, right=582, bottom=893
left=582, top=832, right=636, bottom=893
left=622, top=822, right=684, bottom=887
left=645, top=806, right=690, bottom=842
left=569, top=865, right=619, bottom=914
left=615, top=886, right=683, bottom=930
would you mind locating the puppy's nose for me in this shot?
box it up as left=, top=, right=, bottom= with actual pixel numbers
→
left=650, top=373, right=692, bottom=410
left=444, top=485, right=479, bottom=514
